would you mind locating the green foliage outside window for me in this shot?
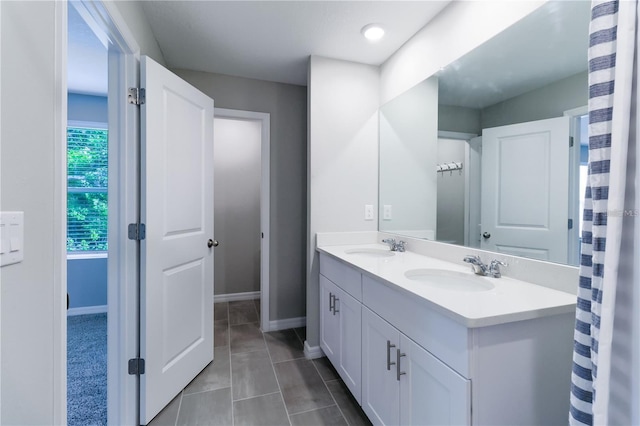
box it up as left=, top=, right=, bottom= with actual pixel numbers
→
left=67, top=126, right=108, bottom=252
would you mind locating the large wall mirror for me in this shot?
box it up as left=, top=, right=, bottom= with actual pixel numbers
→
left=379, top=0, right=591, bottom=266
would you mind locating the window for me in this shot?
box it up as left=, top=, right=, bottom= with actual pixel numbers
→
left=67, top=122, right=108, bottom=252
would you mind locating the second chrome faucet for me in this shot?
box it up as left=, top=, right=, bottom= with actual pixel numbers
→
left=463, top=255, right=507, bottom=278
left=382, top=238, right=407, bottom=252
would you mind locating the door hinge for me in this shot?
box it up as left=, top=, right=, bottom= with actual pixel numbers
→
left=128, top=223, right=146, bottom=240
left=128, top=358, right=145, bottom=375
left=568, top=219, right=574, bottom=230
left=128, top=87, right=146, bottom=105
left=569, top=136, right=574, bottom=147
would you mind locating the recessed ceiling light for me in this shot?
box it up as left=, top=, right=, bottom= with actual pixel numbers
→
left=361, top=24, right=385, bottom=42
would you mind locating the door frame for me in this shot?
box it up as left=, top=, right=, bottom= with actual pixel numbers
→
left=62, top=2, right=141, bottom=425
left=564, top=105, right=588, bottom=266
left=214, top=108, right=271, bottom=331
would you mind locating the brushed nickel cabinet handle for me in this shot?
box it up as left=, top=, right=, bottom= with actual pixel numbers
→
left=397, top=349, right=406, bottom=381
left=387, top=340, right=396, bottom=370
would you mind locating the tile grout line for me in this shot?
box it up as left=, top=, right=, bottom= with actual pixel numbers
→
left=173, top=390, right=184, bottom=426
left=182, top=383, right=232, bottom=398
left=229, top=346, right=271, bottom=357
left=262, top=323, right=293, bottom=426
left=271, top=355, right=308, bottom=365
left=227, top=302, right=236, bottom=426
left=232, top=390, right=282, bottom=403
left=287, top=402, right=341, bottom=418
left=311, top=359, right=352, bottom=426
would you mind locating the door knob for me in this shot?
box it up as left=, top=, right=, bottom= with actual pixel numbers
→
left=208, top=239, right=219, bottom=248
left=482, top=232, right=491, bottom=239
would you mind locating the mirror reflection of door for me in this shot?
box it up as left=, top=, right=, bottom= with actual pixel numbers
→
left=480, top=116, right=570, bottom=264
left=378, top=0, right=590, bottom=267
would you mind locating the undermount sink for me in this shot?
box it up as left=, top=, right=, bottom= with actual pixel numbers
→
left=404, top=268, right=495, bottom=292
left=344, top=248, right=396, bottom=258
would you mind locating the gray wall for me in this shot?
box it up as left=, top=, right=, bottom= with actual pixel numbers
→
left=68, top=93, right=107, bottom=122
left=438, top=104, right=481, bottom=135
left=213, top=117, right=261, bottom=296
left=67, top=257, right=108, bottom=308
left=172, top=69, right=307, bottom=321
left=481, top=71, right=588, bottom=129
left=438, top=71, right=587, bottom=135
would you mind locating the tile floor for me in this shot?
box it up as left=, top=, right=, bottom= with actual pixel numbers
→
left=149, top=299, right=371, bottom=426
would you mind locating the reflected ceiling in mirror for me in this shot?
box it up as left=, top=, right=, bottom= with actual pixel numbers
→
left=378, top=1, right=591, bottom=266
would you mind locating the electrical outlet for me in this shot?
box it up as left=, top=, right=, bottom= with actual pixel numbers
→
left=383, top=205, right=392, bottom=220
left=364, top=205, right=374, bottom=220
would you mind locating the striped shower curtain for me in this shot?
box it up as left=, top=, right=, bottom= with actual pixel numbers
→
left=570, top=1, right=638, bottom=425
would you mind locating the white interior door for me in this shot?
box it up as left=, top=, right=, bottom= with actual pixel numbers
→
left=140, top=55, right=214, bottom=424
left=481, top=116, right=570, bottom=263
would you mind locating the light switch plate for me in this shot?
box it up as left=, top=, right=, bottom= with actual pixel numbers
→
left=364, top=204, right=374, bottom=221
left=383, top=205, right=392, bottom=220
left=1, top=211, right=24, bottom=267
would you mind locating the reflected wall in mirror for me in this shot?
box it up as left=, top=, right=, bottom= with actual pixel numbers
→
left=378, top=0, right=591, bottom=266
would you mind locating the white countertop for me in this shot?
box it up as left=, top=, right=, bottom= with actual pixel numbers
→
left=317, top=243, right=577, bottom=328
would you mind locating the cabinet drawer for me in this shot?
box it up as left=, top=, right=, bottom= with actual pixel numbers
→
left=320, top=253, right=362, bottom=300
left=362, top=275, right=471, bottom=378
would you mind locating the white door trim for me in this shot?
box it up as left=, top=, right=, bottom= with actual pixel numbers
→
left=53, top=2, right=68, bottom=424
left=66, top=2, right=141, bottom=425
left=214, top=108, right=271, bottom=332
left=564, top=105, right=588, bottom=266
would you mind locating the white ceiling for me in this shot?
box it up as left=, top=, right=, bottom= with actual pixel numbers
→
left=67, top=0, right=590, bottom=106
left=67, top=1, right=450, bottom=94
left=437, top=0, right=591, bottom=109
left=141, top=1, right=451, bottom=86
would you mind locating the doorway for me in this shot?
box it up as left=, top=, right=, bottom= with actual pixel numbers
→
left=61, top=1, right=141, bottom=424
left=213, top=108, right=271, bottom=331
left=66, top=4, right=109, bottom=425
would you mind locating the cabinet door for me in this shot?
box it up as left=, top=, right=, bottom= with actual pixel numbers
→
left=362, top=307, right=400, bottom=426
left=399, top=335, right=471, bottom=426
left=320, top=276, right=340, bottom=363
left=335, top=286, right=362, bottom=404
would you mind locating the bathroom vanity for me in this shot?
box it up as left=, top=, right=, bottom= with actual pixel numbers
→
left=317, top=238, right=576, bottom=426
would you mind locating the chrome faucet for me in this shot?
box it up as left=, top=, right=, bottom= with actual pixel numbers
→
left=382, top=238, right=407, bottom=252
left=463, top=255, right=507, bottom=278
left=488, top=259, right=507, bottom=278
left=463, top=255, right=489, bottom=275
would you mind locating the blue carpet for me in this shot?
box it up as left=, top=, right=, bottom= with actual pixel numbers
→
left=67, top=313, right=107, bottom=426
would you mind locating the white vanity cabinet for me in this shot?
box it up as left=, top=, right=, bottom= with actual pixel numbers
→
left=317, top=251, right=574, bottom=426
left=362, top=306, right=470, bottom=426
left=319, top=256, right=363, bottom=403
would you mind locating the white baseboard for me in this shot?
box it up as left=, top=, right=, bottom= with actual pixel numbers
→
left=304, top=341, right=324, bottom=359
left=67, top=304, right=108, bottom=316
left=214, top=291, right=260, bottom=303
left=268, top=316, right=306, bottom=332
